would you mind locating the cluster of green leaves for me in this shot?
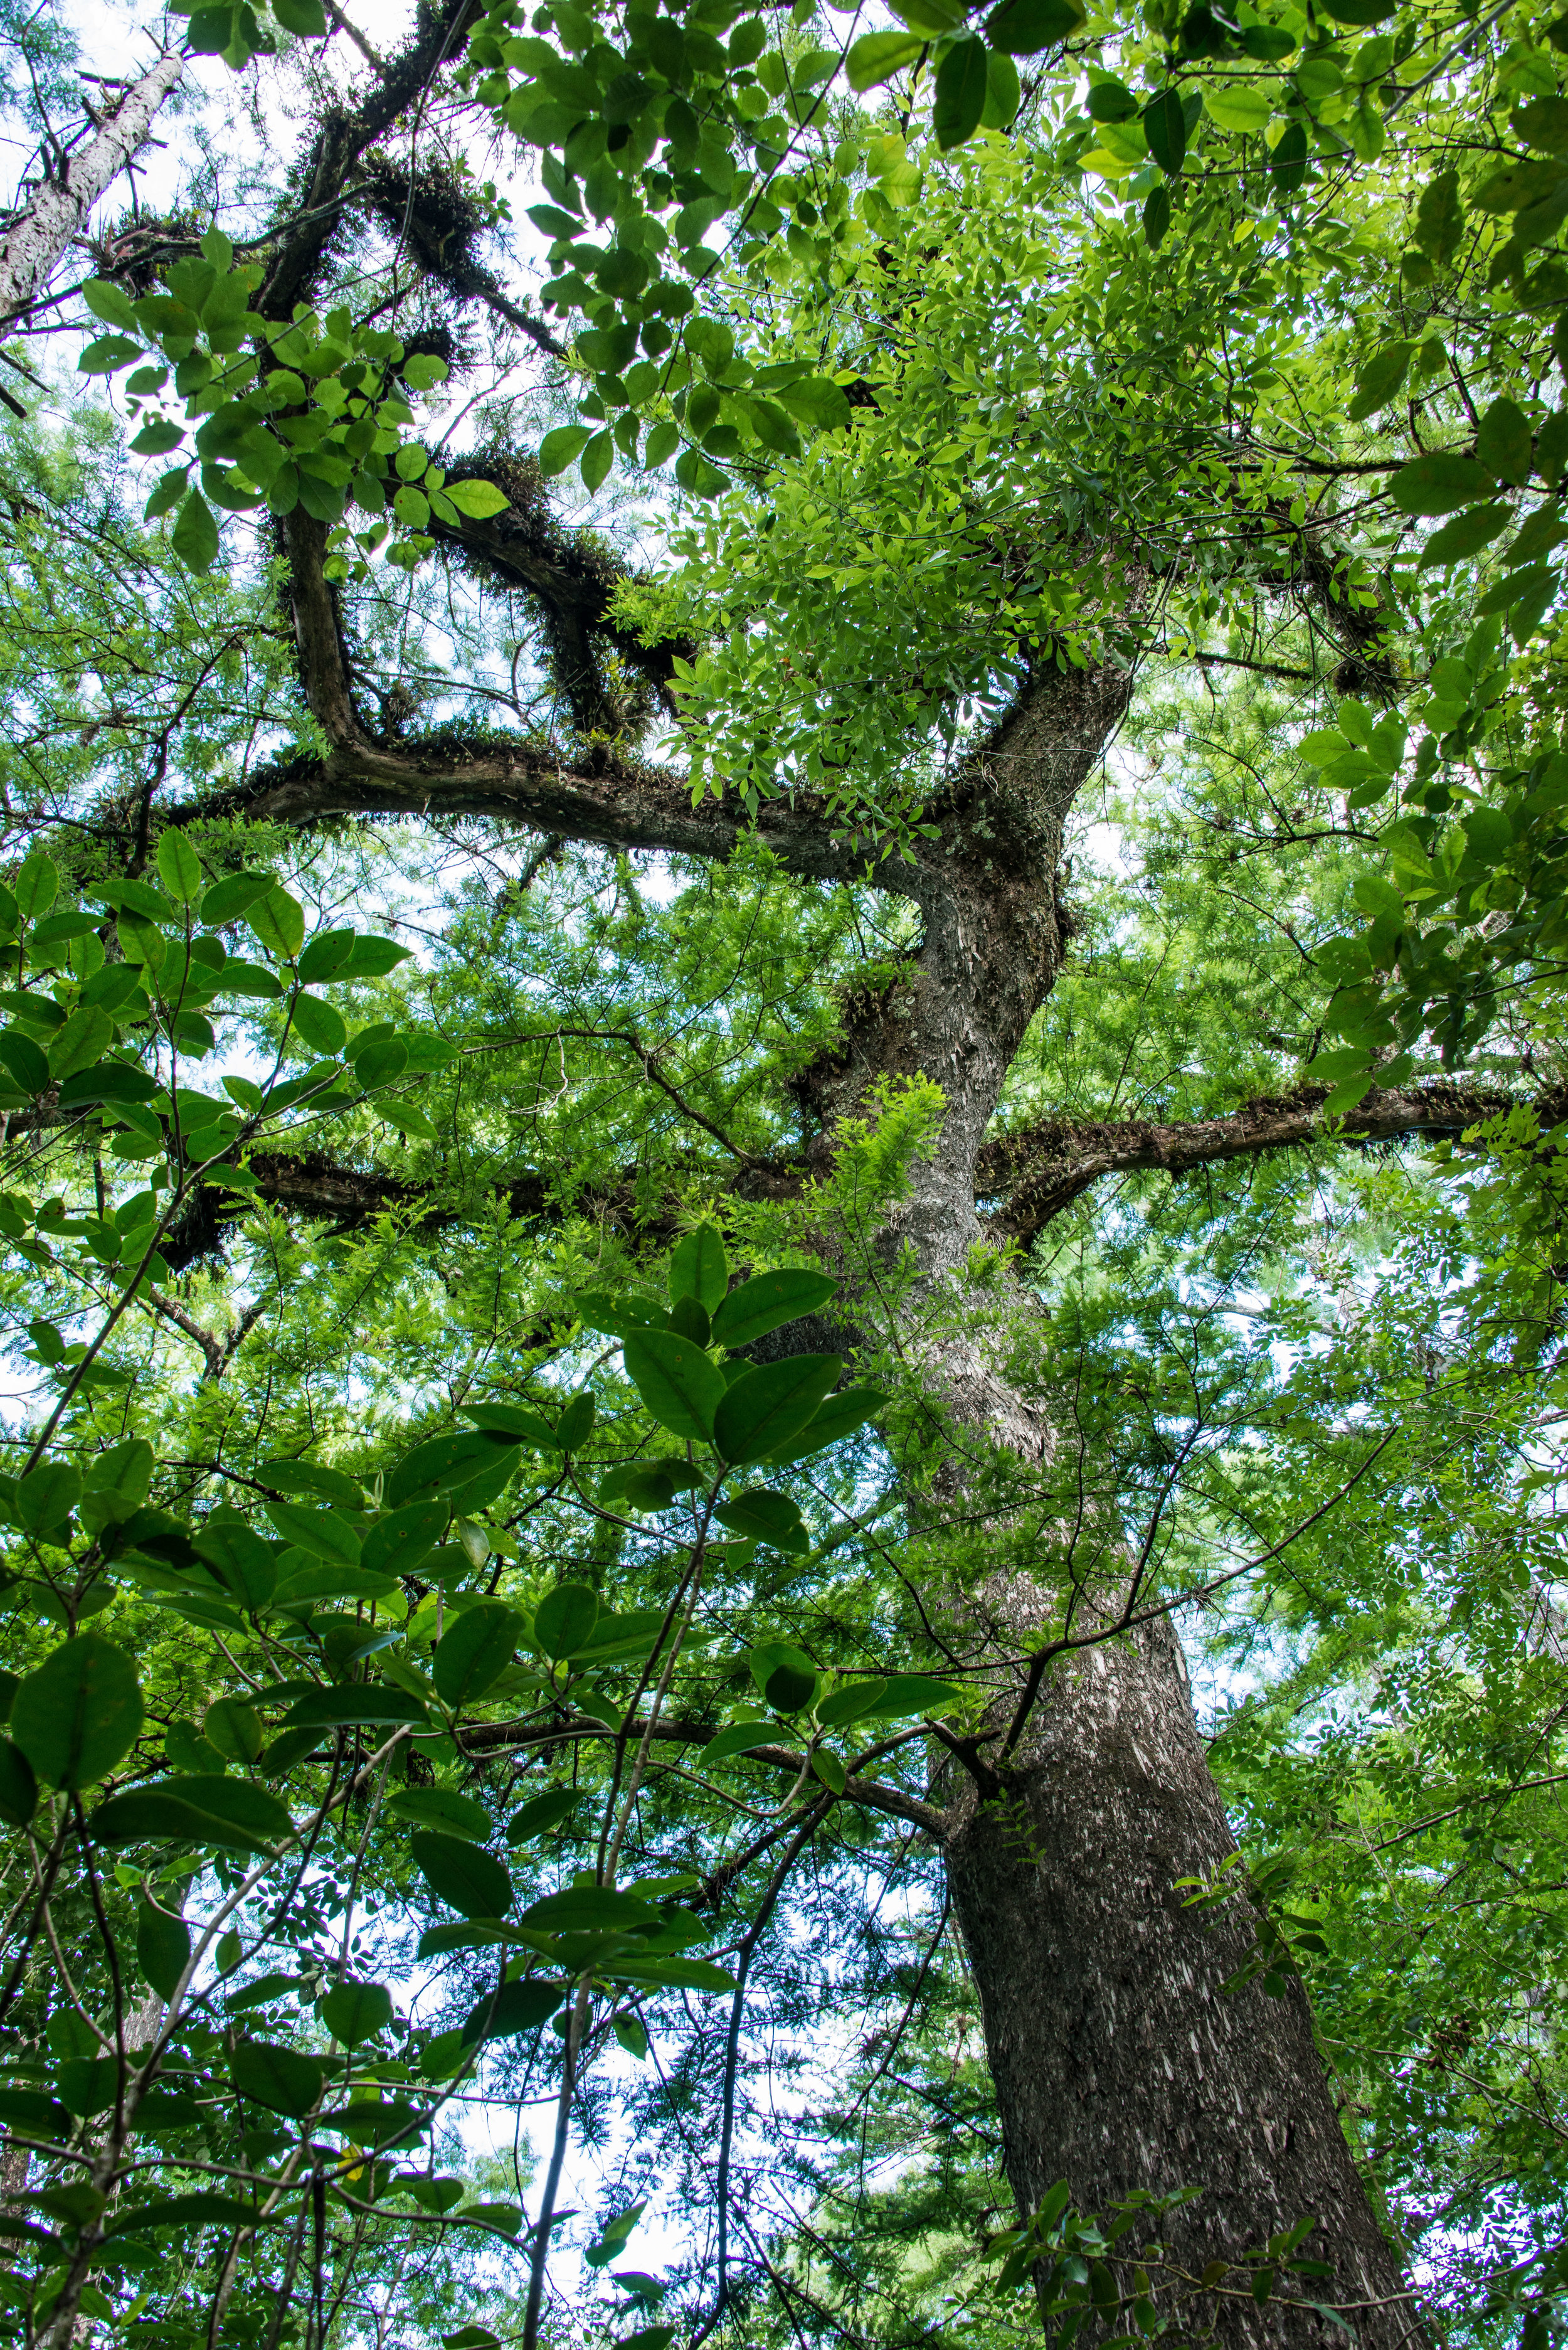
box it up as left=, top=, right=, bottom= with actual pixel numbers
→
left=0, top=839, right=450, bottom=1401
left=79, top=229, right=507, bottom=586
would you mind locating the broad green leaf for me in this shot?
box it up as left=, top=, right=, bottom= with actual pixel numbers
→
left=644, top=420, right=680, bottom=469
left=556, top=1389, right=595, bottom=1449
left=576, top=1294, right=667, bottom=1339
left=1347, top=341, right=1412, bottom=422
left=1086, top=74, right=1137, bottom=120
left=462, top=1401, right=559, bottom=1443
left=194, top=1523, right=277, bottom=1612
left=246, top=886, right=306, bottom=961
left=534, top=1582, right=600, bottom=1659
left=13, top=852, right=56, bottom=918
left=765, top=1662, right=817, bottom=1713
left=387, top=1787, right=491, bottom=1841
left=1143, top=182, right=1170, bottom=249
left=1515, top=95, right=1568, bottom=151
left=810, top=1747, right=847, bottom=1795
left=521, top=1884, right=658, bottom=1931
left=282, top=1685, right=428, bottom=1729
left=434, top=1602, right=524, bottom=1706
left=983, top=0, right=1083, bottom=47
left=444, top=478, right=512, bottom=518
left=776, top=376, right=852, bottom=433
left=1415, top=167, right=1464, bottom=263
left=461, top=1977, right=563, bottom=2044
left=1142, top=85, right=1186, bottom=174
left=320, top=1980, right=394, bottom=2044
left=387, top=1430, right=519, bottom=1506
left=581, top=431, right=615, bottom=492
left=48, top=1007, right=114, bottom=1082
left=1476, top=396, right=1534, bottom=486
left=295, top=928, right=354, bottom=984
left=92, top=1775, right=292, bottom=1853
left=1387, top=454, right=1496, bottom=514
left=363, top=1497, right=450, bottom=1576
left=263, top=1497, right=361, bottom=1567
left=670, top=1222, right=728, bottom=1311
left=601, top=1464, right=677, bottom=1511
left=412, top=1829, right=514, bottom=1918
left=231, top=2041, right=327, bottom=2118
left=506, top=1786, right=578, bottom=1841
left=846, top=29, right=923, bottom=88
left=156, top=832, right=204, bottom=902
left=816, top=1680, right=889, bottom=1727
left=697, top=1719, right=773, bottom=1766
left=292, top=992, right=349, bottom=1055
left=1474, top=159, right=1563, bottom=214
left=0, top=1739, right=36, bottom=1829
left=714, top=1354, right=842, bottom=1465
left=862, top=1674, right=967, bottom=1720
left=171, top=489, right=220, bottom=570
left=273, top=0, right=327, bottom=33
left=1418, top=503, right=1512, bottom=567
left=622, top=1328, right=726, bottom=1441
left=136, top=1901, right=191, bottom=1999
left=15, top=1459, right=80, bottom=1534
left=58, top=2057, right=122, bottom=2116
left=710, top=1268, right=837, bottom=1348
left=260, top=1457, right=364, bottom=1509
left=204, top=1697, right=262, bottom=1763
left=1202, top=81, right=1269, bottom=134
left=11, top=1634, right=143, bottom=1790
left=0, top=2086, right=72, bottom=2137
left=82, top=279, right=139, bottom=331
left=105, top=2193, right=264, bottom=2238
left=79, top=333, right=141, bottom=373
left=200, top=870, right=275, bottom=926
left=713, top=1488, right=809, bottom=1553
left=606, top=1955, right=736, bottom=1991
left=0, top=1028, right=48, bottom=1093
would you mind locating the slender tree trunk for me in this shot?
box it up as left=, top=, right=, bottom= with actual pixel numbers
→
left=0, top=48, right=184, bottom=326
left=940, top=1615, right=1423, bottom=2348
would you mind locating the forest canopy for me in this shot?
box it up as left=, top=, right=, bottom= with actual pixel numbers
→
left=0, top=0, right=1564, bottom=2346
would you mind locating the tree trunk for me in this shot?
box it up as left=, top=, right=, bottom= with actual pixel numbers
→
left=941, top=1615, right=1422, bottom=2349
left=0, top=49, right=184, bottom=325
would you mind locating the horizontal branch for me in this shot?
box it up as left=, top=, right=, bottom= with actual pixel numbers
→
left=464, top=1711, right=948, bottom=1837
left=162, top=727, right=906, bottom=895
left=978, top=1078, right=1560, bottom=1243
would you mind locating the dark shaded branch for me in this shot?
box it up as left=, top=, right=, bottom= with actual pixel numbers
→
left=464, top=1713, right=948, bottom=1837
left=979, top=1078, right=1561, bottom=1245
left=430, top=452, right=692, bottom=726
left=255, top=0, right=480, bottom=324
left=163, top=728, right=910, bottom=895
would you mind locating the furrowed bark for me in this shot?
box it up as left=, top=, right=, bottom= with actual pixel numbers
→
left=0, top=49, right=184, bottom=324
left=943, top=1617, right=1422, bottom=2347
left=764, top=655, right=1428, bottom=2342
left=978, top=1080, right=1558, bottom=1244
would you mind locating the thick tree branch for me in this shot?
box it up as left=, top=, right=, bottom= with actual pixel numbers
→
left=163, top=728, right=908, bottom=895
left=0, top=48, right=184, bottom=326
left=182, top=1077, right=1555, bottom=1261
left=255, top=0, right=479, bottom=324
left=979, top=1078, right=1561, bottom=1244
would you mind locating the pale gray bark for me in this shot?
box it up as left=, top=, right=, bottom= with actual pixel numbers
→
left=0, top=49, right=184, bottom=326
